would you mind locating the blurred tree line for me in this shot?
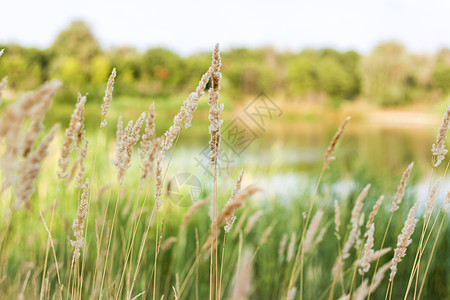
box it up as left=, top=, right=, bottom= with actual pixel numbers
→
left=1, top=21, right=450, bottom=106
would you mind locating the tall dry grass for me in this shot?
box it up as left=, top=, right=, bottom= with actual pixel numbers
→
left=0, top=44, right=449, bottom=300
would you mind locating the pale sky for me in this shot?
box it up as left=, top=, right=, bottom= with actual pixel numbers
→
left=1, top=0, right=450, bottom=55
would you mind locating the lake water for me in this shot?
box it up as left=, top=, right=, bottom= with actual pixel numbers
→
left=164, top=105, right=448, bottom=210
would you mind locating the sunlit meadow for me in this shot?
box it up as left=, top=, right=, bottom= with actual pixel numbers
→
left=0, top=44, right=449, bottom=300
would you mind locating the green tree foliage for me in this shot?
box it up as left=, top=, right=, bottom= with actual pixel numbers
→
left=0, top=45, right=45, bottom=90
left=286, top=49, right=359, bottom=100
left=2, top=21, right=450, bottom=107
left=360, top=42, right=411, bottom=105
left=142, top=48, right=185, bottom=95
left=51, top=20, right=100, bottom=64
left=433, top=49, right=450, bottom=95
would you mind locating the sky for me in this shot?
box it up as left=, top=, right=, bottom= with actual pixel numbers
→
left=1, top=0, right=450, bottom=55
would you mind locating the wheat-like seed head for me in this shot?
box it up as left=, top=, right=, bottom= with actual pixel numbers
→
left=366, top=195, right=384, bottom=229
left=287, top=232, right=296, bottom=262
left=100, top=68, right=116, bottom=128
left=203, top=185, right=260, bottom=251
left=445, top=191, right=450, bottom=214
left=154, top=64, right=214, bottom=207
left=1, top=81, right=61, bottom=189
left=431, top=103, right=450, bottom=166
left=424, top=178, right=440, bottom=218
left=13, top=124, right=60, bottom=210
left=278, top=234, right=288, bottom=263
left=208, top=43, right=224, bottom=166
left=334, top=200, right=341, bottom=236
left=115, top=112, right=146, bottom=183
left=359, top=223, right=375, bottom=275
left=286, top=288, right=296, bottom=300
left=323, top=116, right=351, bottom=170
left=58, top=94, right=86, bottom=179
left=228, top=249, right=253, bottom=300
left=139, top=102, right=156, bottom=159
left=71, top=178, right=89, bottom=261
left=351, top=184, right=371, bottom=225
left=259, top=224, right=274, bottom=245
left=244, top=210, right=263, bottom=234
left=180, top=196, right=210, bottom=231
left=161, top=237, right=177, bottom=251
left=302, top=210, right=323, bottom=254
left=389, top=203, right=418, bottom=281
left=391, top=162, right=414, bottom=212
left=223, top=169, right=245, bottom=232
left=76, top=139, right=89, bottom=188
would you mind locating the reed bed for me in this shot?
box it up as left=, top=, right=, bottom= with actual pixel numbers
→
left=0, top=45, right=449, bottom=300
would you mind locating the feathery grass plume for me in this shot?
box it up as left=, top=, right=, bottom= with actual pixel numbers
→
left=334, top=200, right=341, bottom=237
left=389, top=203, right=418, bottom=281
left=355, top=213, right=365, bottom=249
left=371, top=262, right=391, bottom=290
left=0, top=76, right=7, bottom=104
left=161, top=237, right=177, bottom=251
left=359, top=223, right=375, bottom=274
left=231, top=209, right=249, bottom=238
left=115, top=112, right=146, bottom=183
left=223, top=169, right=245, bottom=232
left=154, top=64, right=213, bottom=209
left=355, top=247, right=391, bottom=268
left=302, top=210, right=323, bottom=254
left=228, top=249, right=252, bottom=300
left=352, top=184, right=371, bottom=224
left=342, top=228, right=357, bottom=261
left=287, top=232, right=296, bottom=262
left=116, top=115, right=123, bottom=149
left=139, top=103, right=157, bottom=186
left=114, top=119, right=132, bottom=170
left=139, top=103, right=156, bottom=157
left=286, top=288, right=296, bottom=300
left=180, top=196, right=210, bottom=231
left=431, top=103, right=450, bottom=166
left=244, top=210, right=263, bottom=234
left=366, top=195, right=384, bottom=229
left=424, top=177, right=440, bottom=218
left=75, top=139, right=89, bottom=187
left=323, top=116, right=351, bottom=170
left=71, top=178, right=89, bottom=260
left=100, top=68, right=116, bottom=128
left=140, top=136, right=162, bottom=188
left=0, top=81, right=61, bottom=188
left=341, top=262, right=390, bottom=300
left=208, top=44, right=224, bottom=165
left=57, top=94, right=86, bottom=179
left=0, top=48, right=4, bottom=57
left=370, top=247, right=391, bottom=263
left=314, top=227, right=327, bottom=247
left=278, top=234, right=288, bottom=263
left=20, top=91, right=53, bottom=158
left=342, top=184, right=371, bottom=259
left=445, top=191, right=450, bottom=214
left=353, top=262, right=390, bottom=300
left=13, top=124, right=59, bottom=209
left=0, top=80, right=61, bottom=139
left=203, top=185, right=260, bottom=250
left=259, top=224, right=274, bottom=245
left=332, top=256, right=343, bottom=277
left=391, top=162, right=414, bottom=212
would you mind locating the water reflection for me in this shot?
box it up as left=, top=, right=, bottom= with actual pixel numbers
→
left=170, top=112, right=446, bottom=203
